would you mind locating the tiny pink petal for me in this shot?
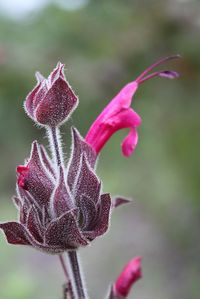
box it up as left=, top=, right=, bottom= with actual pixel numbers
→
left=114, top=256, right=142, bottom=297
left=121, top=127, right=138, bottom=157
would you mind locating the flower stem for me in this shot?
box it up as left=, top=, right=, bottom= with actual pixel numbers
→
left=68, top=251, right=88, bottom=299
left=59, top=254, right=70, bottom=282
left=59, top=255, right=75, bottom=299
left=48, top=126, right=63, bottom=167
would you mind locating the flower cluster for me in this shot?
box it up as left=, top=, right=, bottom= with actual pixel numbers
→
left=0, top=63, right=113, bottom=253
left=0, top=57, right=179, bottom=297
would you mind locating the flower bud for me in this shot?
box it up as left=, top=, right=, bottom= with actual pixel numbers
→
left=24, top=62, right=78, bottom=127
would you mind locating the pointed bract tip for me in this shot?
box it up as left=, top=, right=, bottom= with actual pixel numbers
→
left=35, top=71, right=45, bottom=83
left=56, top=61, right=64, bottom=67
left=30, top=141, right=40, bottom=158
left=71, top=126, right=79, bottom=137
left=112, top=197, right=131, bottom=209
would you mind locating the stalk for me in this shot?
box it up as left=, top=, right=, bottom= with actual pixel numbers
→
left=68, top=251, right=88, bottom=299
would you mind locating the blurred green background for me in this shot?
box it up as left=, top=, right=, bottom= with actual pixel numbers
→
left=0, top=0, right=200, bottom=298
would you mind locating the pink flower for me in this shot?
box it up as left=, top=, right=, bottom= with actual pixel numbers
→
left=0, top=57, right=179, bottom=256
left=24, top=62, right=78, bottom=127
left=113, top=256, right=142, bottom=298
left=86, top=55, right=180, bottom=157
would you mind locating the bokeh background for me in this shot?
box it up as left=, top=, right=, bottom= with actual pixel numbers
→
left=0, top=0, right=200, bottom=298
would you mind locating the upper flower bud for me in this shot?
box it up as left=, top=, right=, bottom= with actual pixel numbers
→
left=24, top=62, right=78, bottom=127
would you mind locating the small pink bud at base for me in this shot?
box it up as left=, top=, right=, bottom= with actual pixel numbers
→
left=114, top=256, right=142, bottom=298
left=17, top=166, right=29, bottom=189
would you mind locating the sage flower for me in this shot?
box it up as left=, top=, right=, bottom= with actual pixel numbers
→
left=86, top=55, right=179, bottom=157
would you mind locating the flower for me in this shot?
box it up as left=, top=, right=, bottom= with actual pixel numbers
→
left=24, top=62, right=78, bottom=127
left=0, top=129, right=111, bottom=254
left=0, top=57, right=179, bottom=254
left=111, top=257, right=142, bottom=298
left=86, top=55, right=180, bottom=157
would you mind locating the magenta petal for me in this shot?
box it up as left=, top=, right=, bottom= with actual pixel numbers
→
left=114, top=257, right=142, bottom=297
left=0, top=222, right=31, bottom=245
left=121, top=126, right=138, bottom=157
left=45, top=209, right=88, bottom=249
left=85, top=81, right=139, bottom=156
left=86, top=106, right=141, bottom=157
left=97, top=81, right=139, bottom=119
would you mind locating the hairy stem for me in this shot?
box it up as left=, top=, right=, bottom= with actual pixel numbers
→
left=59, top=254, right=70, bottom=282
left=59, top=255, right=75, bottom=299
left=48, top=126, right=63, bottom=167
left=68, top=251, right=88, bottom=299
